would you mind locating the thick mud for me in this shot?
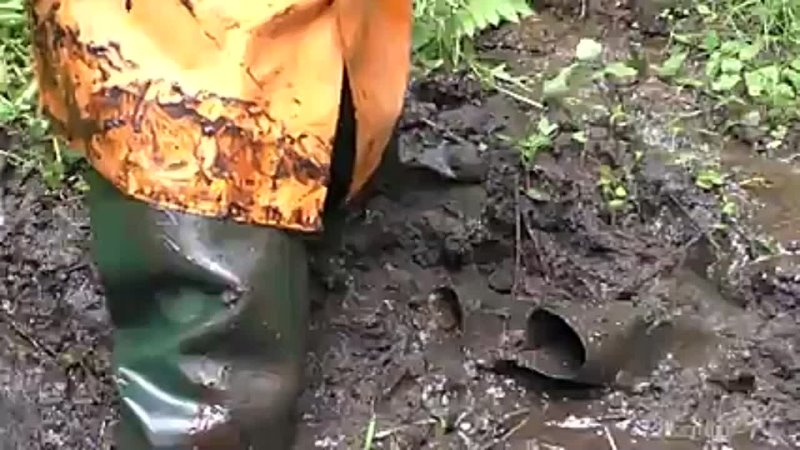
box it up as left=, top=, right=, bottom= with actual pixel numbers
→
left=3, top=6, right=800, bottom=450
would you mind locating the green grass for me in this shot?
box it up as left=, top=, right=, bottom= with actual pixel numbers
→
left=412, top=0, right=533, bottom=70
left=0, top=0, right=34, bottom=124
left=710, top=0, right=800, bottom=51
left=659, top=0, right=800, bottom=136
left=0, top=0, right=77, bottom=189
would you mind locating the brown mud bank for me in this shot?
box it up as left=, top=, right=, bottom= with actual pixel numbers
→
left=2, top=6, right=800, bottom=450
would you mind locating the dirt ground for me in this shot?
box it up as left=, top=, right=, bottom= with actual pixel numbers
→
left=3, top=6, right=800, bottom=450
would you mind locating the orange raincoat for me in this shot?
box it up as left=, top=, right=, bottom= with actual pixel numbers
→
left=29, top=0, right=412, bottom=232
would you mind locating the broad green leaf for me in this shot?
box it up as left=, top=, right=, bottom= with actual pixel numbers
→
left=744, top=65, right=780, bottom=97
left=603, top=62, right=638, bottom=79
left=496, top=0, right=534, bottom=21
left=542, top=64, right=576, bottom=99
left=575, top=38, right=603, bottom=62
left=719, top=40, right=745, bottom=55
left=412, top=22, right=435, bottom=51
left=657, top=51, right=688, bottom=78
left=722, top=201, right=737, bottom=216
left=738, top=42, right=761, bottom=61
left=720, top=58, right=743, bottom=74
left=782, top=68, right=800, bottom=91
left=702, top=30, right=720, bottom=51
left=744, top=70, right=765, bottom=97
left=696, top=169, right=723, bottom=190
left=711, top=73, right=740, bottom=92
left=705, top=52, right=721, bottom=78
left=571, top=131, right=587, bottom=143
left=759, top=65, right=781, bottom=82
left=741, top=109, right=761, bottom=127
left=0, top=101, right=15, bottom=123
left=459, top=0, right=534, bottom=37
left=607, top=198, right=627, bottom=210
left=598, top=165, right=614, bottom=184
left=772, top=83, right=795, bottom=104
left=537, top=116, right=558, bottom=136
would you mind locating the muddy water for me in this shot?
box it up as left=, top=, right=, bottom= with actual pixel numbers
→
left=503, top=266, right=765, bottom=450
left=508, top=396, right=769, bottom=450
left=721, top=144, right=800, bottom=245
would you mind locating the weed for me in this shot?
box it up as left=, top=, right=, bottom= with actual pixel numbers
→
left=542, top=38, right=641, bottom=102
left=412, top=0, right=545, bottom=114
left=695, top=167, right=725, bottom=191
left=499, top=37, right=646, bottom=211
left=362, top=415, right=377, bottom=450
left=721, top=195, right=737, bottom=218
left=693, top=165, right=747, bottom=223
left=0, top=0, right=34, bottom=124
left=598, top=164, right=630, bottom=211
left=512, top=116, right=559, bottom=167
left=412, top=0, right=533, bottom=70
left=0, top=0, right=83, bottom=189
left=659, top=1, right=800, bottom=143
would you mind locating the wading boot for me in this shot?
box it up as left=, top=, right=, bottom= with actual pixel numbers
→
left=86, top=170, right=309, bottom=449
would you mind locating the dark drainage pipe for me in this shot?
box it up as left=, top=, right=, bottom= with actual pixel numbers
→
left=516, top=301, right=670, bottom=386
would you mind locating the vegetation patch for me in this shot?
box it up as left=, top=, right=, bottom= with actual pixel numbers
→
left=659, top=0, right=800, bottom=146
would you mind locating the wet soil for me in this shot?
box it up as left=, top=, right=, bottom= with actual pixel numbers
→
left=3, top=6, right=800, bottom=450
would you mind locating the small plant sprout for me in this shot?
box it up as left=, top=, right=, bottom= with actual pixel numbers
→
left=598, top=164, right=630, bottom=211
left=516, top=116, right=559, bottom=167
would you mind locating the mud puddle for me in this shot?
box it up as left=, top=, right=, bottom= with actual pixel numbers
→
left=720, top=143, right=800, bottom=246
left=3, top=4, right=800, bottom=450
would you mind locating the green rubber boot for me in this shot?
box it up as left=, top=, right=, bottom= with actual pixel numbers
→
left=84, top=69, right=394, bottom=449
left=86, top=170, right=310, bottom=449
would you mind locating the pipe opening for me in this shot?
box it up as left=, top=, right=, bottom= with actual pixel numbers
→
left=525, top=308, right=586, bottom=378
left=429, top=286, right=463, bottom=331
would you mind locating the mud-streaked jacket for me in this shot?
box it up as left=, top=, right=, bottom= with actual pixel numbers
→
left=29, top=0, right=411, bottom=232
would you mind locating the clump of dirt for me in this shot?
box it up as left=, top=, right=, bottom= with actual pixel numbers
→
left=2, top=5, right=800, bottom=450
